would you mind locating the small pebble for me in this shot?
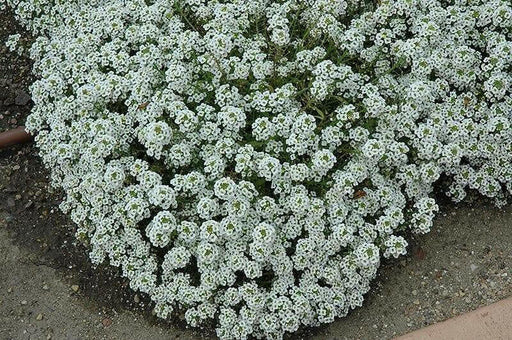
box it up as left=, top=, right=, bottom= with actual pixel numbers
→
left=134, top=294, right=140, bottom=303
left=42, top=284, right=49, bottom=290
left=20, top=300, right=27, bottom=305
left=71, top=285, right=79, bottom=292
left=102, top=317, right=112, bottom=328
left=36, top=313, right=43, bottom=321
left=412, top=290, right=418, bottom=296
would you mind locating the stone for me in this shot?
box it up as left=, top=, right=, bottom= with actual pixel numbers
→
left=102, top=318, right=112, bottom=328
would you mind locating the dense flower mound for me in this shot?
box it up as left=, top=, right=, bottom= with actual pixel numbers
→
left=3, top=0, right=512, bottom=338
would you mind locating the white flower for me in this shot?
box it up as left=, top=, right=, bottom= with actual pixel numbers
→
left=146, top=211, right=177, bottom=247
left=214, top=177, right=237, bottom=200
left=383, top=235, right=408, bottom=258
left=163, top=246, right=191, bottom=270
left=252, top=222, right=276, bottom=244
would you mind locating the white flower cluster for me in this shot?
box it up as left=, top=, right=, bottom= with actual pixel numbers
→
left=4, top=0, right=512, bottom=339
left=5, top=33, right=21, bottom=53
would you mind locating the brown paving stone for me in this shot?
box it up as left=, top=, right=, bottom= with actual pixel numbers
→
left=395, top=297, right=512, bottom=340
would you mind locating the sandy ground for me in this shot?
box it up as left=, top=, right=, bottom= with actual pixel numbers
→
left=1, top=7, right=512, bottom=340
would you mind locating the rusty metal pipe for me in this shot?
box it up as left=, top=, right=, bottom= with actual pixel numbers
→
left=0, top=126, right=33, bottom=149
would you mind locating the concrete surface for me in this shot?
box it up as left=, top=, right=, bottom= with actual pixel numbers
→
left=396, top=296, right=512, bottom=340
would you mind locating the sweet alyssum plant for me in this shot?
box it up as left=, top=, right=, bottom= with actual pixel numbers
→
left=2, top=0, right=512, bottom=338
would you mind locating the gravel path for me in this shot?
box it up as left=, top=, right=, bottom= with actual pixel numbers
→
left=1, top=8, right=511, bottom=340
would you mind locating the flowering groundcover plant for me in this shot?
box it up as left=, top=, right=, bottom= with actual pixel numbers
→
left=2, top=0, right=512, bottom=338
